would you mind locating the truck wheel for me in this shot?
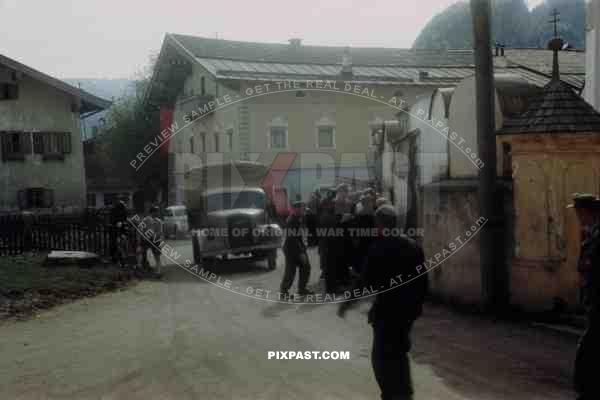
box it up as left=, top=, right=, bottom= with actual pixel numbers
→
left=192, top=232, right=202, bottom=265
left=202, top=257, right=216, bottom=273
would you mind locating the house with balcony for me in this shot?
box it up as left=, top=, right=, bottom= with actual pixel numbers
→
left=0, top=54, right=111, bottom=211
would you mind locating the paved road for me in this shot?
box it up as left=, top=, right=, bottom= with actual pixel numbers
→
left=0, top=240, right=577, bottom=399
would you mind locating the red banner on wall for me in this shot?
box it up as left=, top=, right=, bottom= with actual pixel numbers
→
left=159, top=107, right=174, bottom=155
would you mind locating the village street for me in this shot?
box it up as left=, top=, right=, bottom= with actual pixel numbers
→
left=0, top=240, right=577, bottom=400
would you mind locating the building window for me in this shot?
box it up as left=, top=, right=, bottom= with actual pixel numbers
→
left=317, top=126, right=335, bottom=148
left=32, top=132, right=71, bottom=159
left=201, top=134, right=206, bottom=152
left=189, top=136, right=195, bottom=154
left=214, top=133, right=220, bottom=152
left=1, top=131, right=26, bottom=160
left=201, top=77, right=206, bottom=96
left=268, top=117, right=288, bottom=150
left=87, top=193, right=97, bottom=208
left=270, top=126, right=287, bottom=149
left=0, top=83, right=18, bottom=100
left=315, top=116, right=336, bottom=149
left=226, top=128, right=234, bottom=151
left=315, top=116, right=337, bottom=149
left=104, top=193, right=118, bottom=207
left=17, top=188, right=54, bottom=209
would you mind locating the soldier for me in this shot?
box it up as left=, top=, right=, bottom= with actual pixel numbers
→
left=571, top=193, right=600, bottom=400
left=305, top=191, right=321, bottom=248
left=324, top=183, right=353, bottom=293
left=351, top=193, right=376, bottom=276
left=338, top=205, right=428, bottom=400
left=280, top=214, right=313, bottom=296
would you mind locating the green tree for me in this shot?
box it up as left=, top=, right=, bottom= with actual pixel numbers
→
left=85, top=68, right=167, bottom=210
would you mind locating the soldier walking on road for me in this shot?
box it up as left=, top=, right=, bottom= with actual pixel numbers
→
left=337, top=205, right=428, bottom=400
left=280, top=214, right=313, bottom=296
left=571, top=194, right=600, bottom=400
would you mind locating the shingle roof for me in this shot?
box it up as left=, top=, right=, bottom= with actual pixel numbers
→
left=499, top=80, right=600, bottom=134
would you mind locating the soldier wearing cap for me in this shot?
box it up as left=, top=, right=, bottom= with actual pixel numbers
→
left=571, top=193, right=600, bottom=400
left=338, top=205, right=428, bottom=400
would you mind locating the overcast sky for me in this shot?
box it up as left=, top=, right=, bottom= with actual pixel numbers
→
left=0, top=0, right=545, bottom=79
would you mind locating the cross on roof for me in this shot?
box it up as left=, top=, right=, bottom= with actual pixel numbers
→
left=549, top=9, right=560, bottom=38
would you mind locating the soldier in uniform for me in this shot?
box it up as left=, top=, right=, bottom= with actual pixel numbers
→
left=571, top=194, right=600, bottom=400
left=280, top=214, right=313, bottom=296
left=324, top=183, right=353, bottom=293
left=338, top=205, right=428, bottom=400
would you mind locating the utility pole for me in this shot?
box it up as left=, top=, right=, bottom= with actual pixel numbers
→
left=470, top=0, right=508, bottom=314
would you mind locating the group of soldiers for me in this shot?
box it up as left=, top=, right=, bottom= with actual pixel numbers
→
left=279, top=183, right=429, bottom=399
left=280, top=183, right=392, bottom=296
left=279, top=189, right=600, bottom=399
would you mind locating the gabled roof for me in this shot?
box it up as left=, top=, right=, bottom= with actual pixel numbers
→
left=146, top=34, right=586, bottom=104
left=499, top=80, right=600, bottom=134
left=170, top=34, right=477, bottom=66
left=0, top=54, right=111, bottom=114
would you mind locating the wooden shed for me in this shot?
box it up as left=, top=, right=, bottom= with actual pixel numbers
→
left=498, top=48, right=600, bottom=311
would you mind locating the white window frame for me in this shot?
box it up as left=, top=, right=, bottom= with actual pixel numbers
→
left=315, top=116, right=336, bottom=150
left=267, top=116, right=288, bottom=150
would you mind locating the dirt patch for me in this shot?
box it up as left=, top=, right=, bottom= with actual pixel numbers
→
left=0, top=255, right=159, bottom=321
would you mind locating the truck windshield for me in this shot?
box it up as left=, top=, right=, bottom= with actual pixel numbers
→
left=206, top=191, right=265, bottom=212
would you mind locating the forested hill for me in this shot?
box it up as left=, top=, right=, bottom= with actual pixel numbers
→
left=413, top=0, right=586, bottom=50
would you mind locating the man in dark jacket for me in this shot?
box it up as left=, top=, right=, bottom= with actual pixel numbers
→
left=322, top=183, right=353, bottom=293
left=352, top=193, right=376, bottom=276
left=338, top=205, right=428, bottom=400
left=280, top=214, right=313, bottom=296
left=572, top=194, right=600, bottom=400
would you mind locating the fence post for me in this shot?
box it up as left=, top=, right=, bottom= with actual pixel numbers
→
left=22, top=212, right=33, bottom=253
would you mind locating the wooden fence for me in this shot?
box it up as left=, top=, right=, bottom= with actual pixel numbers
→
left=0, top=210, right=135, bottom=257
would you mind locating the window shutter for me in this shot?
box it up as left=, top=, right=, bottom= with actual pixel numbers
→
left=64, top=132, right=71, bottom=154
left=56, top=132, right=63, bottom=153
left=1, top=133, right=7, bottom=160
left=22, top=132, right=32, bottom=155
left=33, top=132, right=43, bottom=154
